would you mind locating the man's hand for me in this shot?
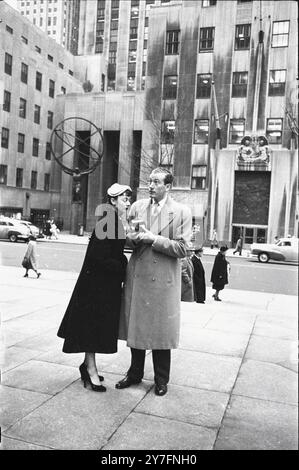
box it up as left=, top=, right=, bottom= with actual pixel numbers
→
left=137, top=226, right=156, bottom=245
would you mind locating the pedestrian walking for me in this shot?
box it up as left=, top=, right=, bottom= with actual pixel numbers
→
left=211, top=245, right=230, bottom=301
left=117, top=167, right=192, bottom=396
left=181, top=246, right=194, bottom=302
left=233, top=236, right=243, bottom=255
left=44, top=219, right=52, bottom=239
left=211, top=229, right=218, bottom=249
left=57, top=183, right=132, bottom=393
left=22, top=235, right=41, bottom=279
left=191, top=247, right=206, bottom=304
left=50, top=220, right=59, bottom=239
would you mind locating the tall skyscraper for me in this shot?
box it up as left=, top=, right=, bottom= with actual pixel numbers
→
left=16, top=0, right=68, bottom=46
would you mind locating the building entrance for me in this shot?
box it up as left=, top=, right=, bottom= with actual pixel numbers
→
left=232, top=225, right=267, bottom=248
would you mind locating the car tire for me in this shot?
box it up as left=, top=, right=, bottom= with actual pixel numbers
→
left=9, top=233, right=18, bottom=243
left=258, top=252, right=269, bottom=263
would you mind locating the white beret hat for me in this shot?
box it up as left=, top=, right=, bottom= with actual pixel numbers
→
left=107, top=183, right=132, bottom=197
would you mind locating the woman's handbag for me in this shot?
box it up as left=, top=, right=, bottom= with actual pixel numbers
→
left=22, top=257, right=30, bottom=269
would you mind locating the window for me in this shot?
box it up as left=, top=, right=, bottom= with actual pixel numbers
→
left=35, top=45, right=41, bottom=53
left=3, top=90, right=11, bottom=112
left=19, top=98, right=27, bottom=118
left=6, top=25, right=13, bottom=34
left=128, top=50, right=137, bottom=62
left=58, top=62, right=64, bottom=69
left=1, top=128, right=9, bottom=148
left=166, top=30, right=180, bottom=55
left=61, top=86, right=66, bottom=94
left=191, top=165, right=207, bottom=189
left=194, top=119, right=209, bottom=144
left=129, top=40, right=137, bottom=51
left=69, top=70, right=74, bottom=76
left=49, top=79, right=55, bottom=98
left=269, top=70, right=286, bottom=96
left=18, top=133, right=25, bottom=153
left=161, top=121, right=175, bottom=144
left=131, top=6, right=139, bottom=18
left=130, top=26, right=138, bottom=39
left=202, top=0, right=217, bottom=6
left=0, top=165, right=8, bottom=185
left=109, top=50, right=117, bottom=64
left=21, top=36, right=28, bottom=44
left=127, top=64, right=136, bottom=91
left=101, top=74, right=105, bottom=92
left=21, top=62, right=28, bottom=83
left=34, top=105, right=41, bottom=124
left=232, top=72, right=248, bottom=97
left=31, top=171, right=37, bottom=189
left=5, top=53, right=12, bottom=75
left=44, top=173, right=50, bottom=191
left=272, top=21, right=289, bottom=48
left=32, top=138, right=39, bottom=157
left=235, top=24, right=251, bottom=50
left=229, top=119, right=245, bottom=143
left=199, top=27, right=215, bottom=51
left=16, top=168, right=23, bottom=188
left=163, top=75, right=178, bottom=100
left=36, top=71, right=42, bottom=91
left=45, top=142, right=51, bottom=160
left=266, top=118, right=283, bottom=144
left=47, top=111, right=54, bottom=129
left=48, top=54, right=53, bottom=62
left=196, top=74, right=212, bottom=98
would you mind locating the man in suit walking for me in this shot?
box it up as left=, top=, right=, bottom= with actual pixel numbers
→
left=191, top=248, right=206, bottom=304
left=117, top=167, right=192, bottom=396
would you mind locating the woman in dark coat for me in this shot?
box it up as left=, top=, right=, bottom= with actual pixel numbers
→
left=57, top=183, right=131, bottom=392
left=191, top=247, right=206, bottom=304
left=210, top=245, right=230, bottom=301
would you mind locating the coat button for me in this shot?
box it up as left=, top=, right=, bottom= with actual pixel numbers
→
left=153, top=259, right=157, bottom=263
left=152, top=277, right=156, bottom=281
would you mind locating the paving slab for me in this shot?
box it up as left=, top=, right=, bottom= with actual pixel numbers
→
left=0, top=385, right=50, bottom=430
left=215, top=395, right=298, bottom=450
left=12, top=328, right=63, bottom=352
left=135, top=384, right=229, bottom=429
left=1, top=345, right=44, bottom=372
left=102, top=412, right=217, bottom=450
left=4, top=375, right=152, bottom=450
left=203, top=311, right=256, bottom=334
left=245, top=335, right=298, bottom=372
left=233, top=359, right=298, bottom=405
left=253, top=314, right=298, bottom=340
left=2, top=360, right=79, bottom=395
left=179, top=327, right=249, bottom=357
left=0, top=436, right=52, bottom=450
left=169, top=350, right=242, bottom=393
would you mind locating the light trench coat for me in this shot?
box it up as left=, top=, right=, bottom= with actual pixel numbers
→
left=119, top=195, right=192, bottom=350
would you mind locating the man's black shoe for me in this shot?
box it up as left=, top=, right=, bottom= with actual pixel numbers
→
left=154, top=384, right=168, bottom=396
left=115, top=376, right=141, bottom=389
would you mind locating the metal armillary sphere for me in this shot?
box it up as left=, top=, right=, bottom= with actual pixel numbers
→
left=50, top=117, right=104, bottom=176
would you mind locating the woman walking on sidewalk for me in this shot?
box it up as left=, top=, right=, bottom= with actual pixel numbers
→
left=57, top=183, right=131, bottom=393
left=22, top=235, right=41, bottom=279
left=210, top=245, right=230, bottom=301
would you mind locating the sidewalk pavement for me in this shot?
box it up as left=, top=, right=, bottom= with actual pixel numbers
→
left=39, top=231, right=251, bottom=258
left=0, top=265, right=297, bottom=450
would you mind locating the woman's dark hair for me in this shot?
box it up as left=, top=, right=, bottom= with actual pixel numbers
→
left=107, top=189, right=132, bottom=205
left=29, top=235, right=36, bottom=241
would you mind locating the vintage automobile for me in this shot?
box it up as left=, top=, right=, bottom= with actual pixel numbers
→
left=0, top=216, right=31, bottom=242
left=250, top=237, right=299, bottom=263
left=19, top=220, right=40, bottom=238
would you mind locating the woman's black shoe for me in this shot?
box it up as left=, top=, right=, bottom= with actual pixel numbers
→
left=23, top=273, right=28, bottom=278
left=79, top=363, right=105, bottom=391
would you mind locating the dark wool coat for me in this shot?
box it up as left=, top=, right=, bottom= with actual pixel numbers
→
left=57, top=213, right=127, bottom=353
left=210, top=252, right=228, bottom=291
left=191, top=255, right=206, bottom=302
left=181, top=257, right=194, bottom=302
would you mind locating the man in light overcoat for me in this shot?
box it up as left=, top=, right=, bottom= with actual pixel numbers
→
left=117, top=167, right=192, bottom=396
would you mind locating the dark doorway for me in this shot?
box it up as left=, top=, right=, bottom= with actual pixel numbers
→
left=103, top=131, right=120, bottom=196
left=130, top=131, right=142, bottom=201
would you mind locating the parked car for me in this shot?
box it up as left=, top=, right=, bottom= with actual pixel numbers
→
left=19, top=220, right=40, bottom=238
left=0, top=216, right=30, bottom=242
left=250, top=237, right=299, bottom=264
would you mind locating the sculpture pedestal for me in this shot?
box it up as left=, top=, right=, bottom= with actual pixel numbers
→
left=70, top=202, right=83, bottom=235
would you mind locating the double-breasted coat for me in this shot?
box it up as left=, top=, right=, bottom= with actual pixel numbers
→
left=119, top=196, right=192, bottom=350
left=191, top=255, right=206, bottom=302
left=181, top=257, right=194, bottom=302
left=57, top=212, right=127, bottom=353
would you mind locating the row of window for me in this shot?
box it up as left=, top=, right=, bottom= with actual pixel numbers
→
left=0, top=165, right=50, bottom=191
left=1, top=129, right=52, bottom=159
left=161, top=118, right=284, bottom=145
left=3, top=94, right=54, bottom=128
left=165, top=21, right=290, bottom=56
left=162, top=69, right=287, bottom=101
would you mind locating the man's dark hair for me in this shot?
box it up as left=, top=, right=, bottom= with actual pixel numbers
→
left=152, top=167, right=174, bottom=185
